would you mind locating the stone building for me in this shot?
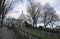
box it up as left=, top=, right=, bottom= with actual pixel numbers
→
left=18, top=11, right=32, bottom=27
left=55, top=26, right=60, bottom=29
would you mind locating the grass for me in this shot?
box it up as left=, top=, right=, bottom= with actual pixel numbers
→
left=17, top=27, right=57, bottom=39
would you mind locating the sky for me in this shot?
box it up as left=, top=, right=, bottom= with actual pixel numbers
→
left=6, top=0, right=60, bottom=19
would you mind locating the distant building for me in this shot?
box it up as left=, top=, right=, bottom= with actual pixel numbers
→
left=18, top=11, right=32, bottom=25
left=55, top=26, right=60, bottom=29
left=4, top=18, right=22, bottom=27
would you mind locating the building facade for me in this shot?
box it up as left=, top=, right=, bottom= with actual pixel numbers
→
left=18, top=11, right=32, bottom=25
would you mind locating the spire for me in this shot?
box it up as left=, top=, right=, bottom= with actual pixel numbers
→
left=22, top=10, right=23, bottom=14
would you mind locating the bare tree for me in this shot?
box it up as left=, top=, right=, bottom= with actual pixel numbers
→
left=42, top=3, right=58, bottom=29
left=49, top=14, right=58, bottom=29
left=0, top=0, right=14, bottom=27
left=27, top=0, right=42, bottom=27
left=0, top=0, right=23, bottom=28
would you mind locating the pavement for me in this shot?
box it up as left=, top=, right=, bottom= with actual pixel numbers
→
left=0, top=27, right=16, bottom=39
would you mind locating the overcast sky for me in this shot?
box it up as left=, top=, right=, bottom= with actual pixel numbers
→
left=6, top=0, right=60, bottom=19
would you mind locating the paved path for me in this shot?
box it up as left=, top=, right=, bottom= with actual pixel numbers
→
left=0, top=27, right=16, bottom=39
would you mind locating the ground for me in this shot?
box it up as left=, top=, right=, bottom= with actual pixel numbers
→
left=0, top=27, right=16, bottom=39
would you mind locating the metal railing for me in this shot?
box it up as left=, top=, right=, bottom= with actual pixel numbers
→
left=10, top=25, right=60, bottom=39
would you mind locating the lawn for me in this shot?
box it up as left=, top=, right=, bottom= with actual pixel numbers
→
left=17, top=27, right=57, bottom=39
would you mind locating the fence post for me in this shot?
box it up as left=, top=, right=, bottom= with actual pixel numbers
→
left=29, top=35, right=31, bottom=39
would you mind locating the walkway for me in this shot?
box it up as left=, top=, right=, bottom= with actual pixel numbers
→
left=0, top=27, right=16, bottom=39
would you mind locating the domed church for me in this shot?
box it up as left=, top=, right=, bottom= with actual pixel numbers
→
left=18, top=10, right=32, bottom=27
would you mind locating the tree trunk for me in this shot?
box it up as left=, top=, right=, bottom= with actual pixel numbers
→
left=33, top=21, right=34, bottom=27
left=1, top=16, right=3, bottom=27
left=51, top=23, right=53, bottom=29
left=0, top=14, right=4, bottom=28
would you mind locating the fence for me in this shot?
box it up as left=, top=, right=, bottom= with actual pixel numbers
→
left=11, top=26, right=41, bottom=39
left=11, top=26, right=60, bottom=39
